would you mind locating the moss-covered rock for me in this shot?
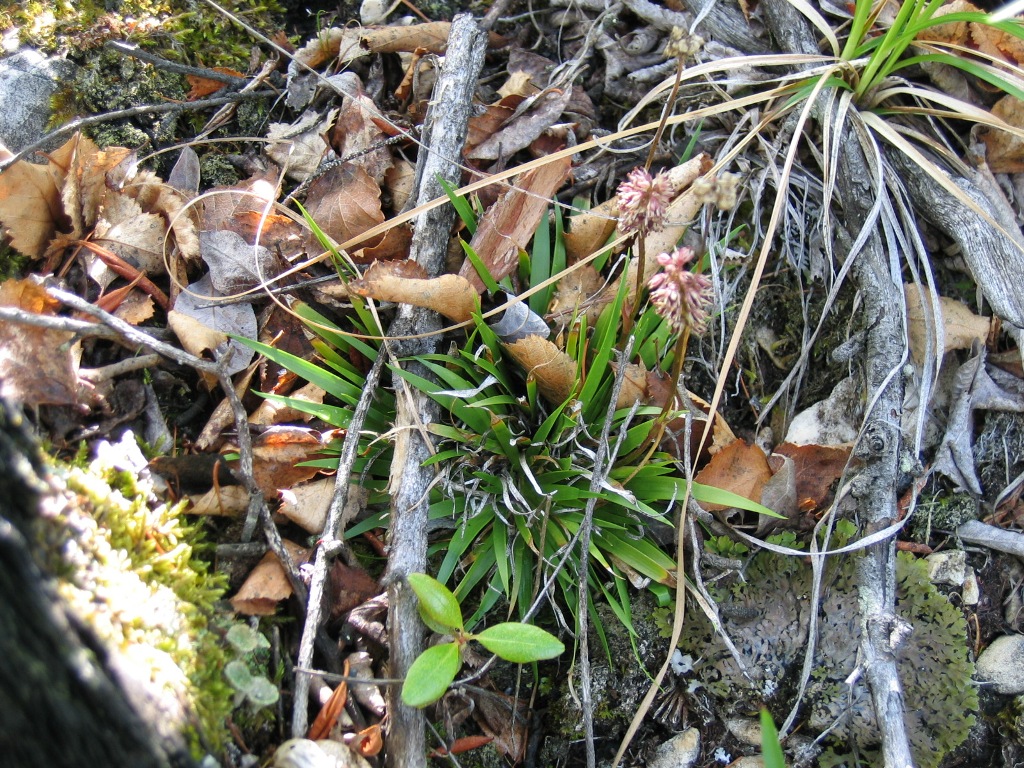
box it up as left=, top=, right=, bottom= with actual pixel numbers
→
left=40, top=431, right=236, bottom=756
left=664, top=550, right=978, bottom=768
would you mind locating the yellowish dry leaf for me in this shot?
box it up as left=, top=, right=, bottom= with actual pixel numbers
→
left=905, top=284, right=991, bottom=363
left=230, top=540, right=310, bottom=616
left=349, top=261, right=479, bottom=322
left=504, top=335, right=577, bottom=404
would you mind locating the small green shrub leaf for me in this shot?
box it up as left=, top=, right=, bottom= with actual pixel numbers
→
left=407, top=573, right=464, bottom=633
left=474, top=622, right=565, bottom=663
left=245, top=676, right=281, bottom=707
left=401, top=642, right=461, bottom=708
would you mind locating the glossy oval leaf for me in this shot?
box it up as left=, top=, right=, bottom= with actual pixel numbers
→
left=407, top=573, right=464, bottom=633
left=474, top=622, right=565, bottom=663
left=401, top=641, right=461, bottom=708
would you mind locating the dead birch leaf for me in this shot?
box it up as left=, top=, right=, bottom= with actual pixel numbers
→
left=504, top=335, right=576, bottom=404
left=278, top=477, right=339, bottom=533
left=121, top=169, right=200, bottom=264
left=905, top=284, right=991, bottom=363
left=460, top=156, right=571, bottom=293
left=548, top=265, right=605, bottom=324
left=694, top=439, right=772, bottom=511
left=267, top=110, right=334, bottom=182
left=92, top=194, right=167, bottom=279
left=0, top=277, right=78, bottom=405
left=303, top=162, right=385, bottom=252
left=349, top=261, right=479, bottom=322
left=169, top=275, right=257, bottom=377
left=113, top=291, right=155, bottom=325
left=330, top=79, right=393, bottom=185
left=201, top=229, right=282, bottom=294
left=188, top=484, right=250, bottom=517
left=0, top=136, right=75, bottom=257
left=465, top=94, right=527, bottom=156
left=773, top=442, right=852, bottom=514
left=61, top=136, right=133, bottom=237
left=230, top=540, right=310, bottom=616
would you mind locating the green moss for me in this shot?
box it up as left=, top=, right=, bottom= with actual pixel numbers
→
left=199, top=152, right=240, bottom=189
left=43, top=434, right=237, bottom=756
left=908, top=492, right=978, bottom=543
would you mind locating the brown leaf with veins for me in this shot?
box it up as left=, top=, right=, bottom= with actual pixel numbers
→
left=0, top=137, right=75, bottom=257
left=773, top=442, right=851, bottom=514
left=978, top=95, right=1024, bottom=174
left=330, top=86, right=393, bottom=185
left=460, top=156, right=571, bottom=293
left=303, top=163, right=385, bottom=253
left=0, top=277, right=79, bottom=405
left=694, top=439, right=772, bottom=511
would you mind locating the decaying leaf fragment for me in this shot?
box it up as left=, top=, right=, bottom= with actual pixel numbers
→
left=503, top=335, right=577, bottom=404
left=0, top=277, right=79, bottom=405
left=905, top=283, right=991, bottom=363
left=694, top=439, right=773, bottom=511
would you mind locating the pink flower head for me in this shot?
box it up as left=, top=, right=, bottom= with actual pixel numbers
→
left=616, top=167, right=672, bottom=235
left=648, top=246, right=714, bottom=334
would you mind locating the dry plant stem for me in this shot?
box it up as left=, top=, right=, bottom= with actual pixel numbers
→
left=380, top=16, right=486, bottom=768
left=105, top=40, right=249, bottom=86
left=576, top=337, right=636, bottom=768
left=957, top=519, right=1024, bottom=558
left=760, top=1, right=912, bottom=764
left=0, top=90, right=275, bottom=172
left=291, top=350, right=387, bottom=738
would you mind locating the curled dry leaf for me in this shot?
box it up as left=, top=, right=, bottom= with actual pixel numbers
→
left=504, top=335, right=577, bottom=405
left=230, top=539, right=310, bottom=616
left=330, top=74, right=394, bottom=185
left=904, top=283, right=991, bottom=363
left=0, top=277, right=79, bottom=405
left=278, top=477, right=368, bottom=534
left=349, top=260, right=479, bottom=322
left=467, top=89, right=574, bottom=162
left=361, top=21, right=503, bottom=54
left=251, top=380, right=327, bottom=426
left=459, top=155, right=572, bottom=293
left=773, top=442, right=852, bottom=515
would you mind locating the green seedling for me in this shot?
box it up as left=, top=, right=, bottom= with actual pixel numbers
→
left=401, top=573, right=565, bottom=709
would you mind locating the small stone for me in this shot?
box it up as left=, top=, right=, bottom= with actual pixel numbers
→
left=725, top=717, right=763, bottom=747
left=648, top=728, right=700, bottom=768
left=926, top=550, right=966, bottom=587
left=0, top=49, right=77, bottom=153
left=726, top=757, right=765, bottom=768
left=976, top=634, right=1024, bottom=694
left=962, top=568, right=980, bottom=606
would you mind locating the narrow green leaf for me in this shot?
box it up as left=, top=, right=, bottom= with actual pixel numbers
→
left=760, top=709, right=787, bottom=768
left=474, top=622, right=565, bottom=663
left=407, top=573, right=464, bottom=633
left=401, top=642, right=461, bottom=708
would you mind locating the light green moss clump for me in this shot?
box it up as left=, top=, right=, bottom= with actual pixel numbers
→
left=44, top=432, right=235, bottom=756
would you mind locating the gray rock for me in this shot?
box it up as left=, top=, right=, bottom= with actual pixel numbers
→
left=648, top=728, right=700, bottom=768
left=0, top=49, right=77, bottom=153
left=976, top=634, right=1024, bottom=695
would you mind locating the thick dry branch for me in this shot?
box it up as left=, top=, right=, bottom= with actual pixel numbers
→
left=380, top=15, right=487, bottom=768
left=760, top=2, right=913, bottom=765
left=887, top=151, right=1024, bottom=328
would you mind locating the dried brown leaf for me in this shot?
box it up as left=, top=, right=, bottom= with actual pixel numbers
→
left=504, top=335, right=576, bottom=405
left=905, top=283, right=991, bottom=363
left=460, top=156, right=571, bottom=292
left=230, top=540, right=310, bottom=615
left=349, top=261, right=479, bottom=322
left=303, top=162, right=385, bottom=252
left=0, top=136, right=75, bottom=257
left=693, top=439, right=772, bottom=511
left=0, top=277, right=78, bottom=405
